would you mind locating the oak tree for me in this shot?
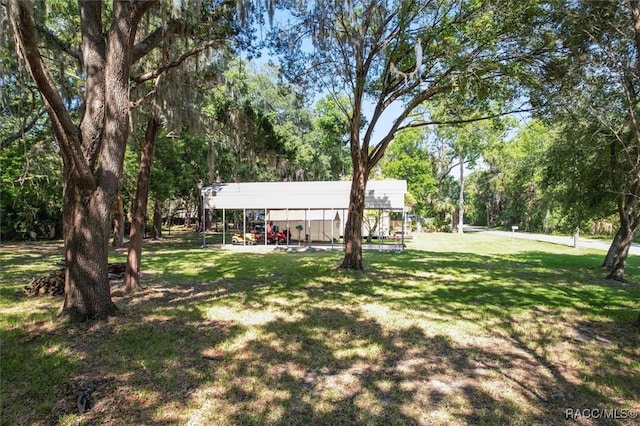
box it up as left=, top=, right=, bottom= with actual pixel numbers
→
left=528, top=0, right=640, bottom=280
left=272, top=0, right=543, bottom=269
left=6, top=0, right=238, bottom=320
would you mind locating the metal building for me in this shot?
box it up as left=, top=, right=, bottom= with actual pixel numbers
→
left=200, top=180, right=408, bottom=249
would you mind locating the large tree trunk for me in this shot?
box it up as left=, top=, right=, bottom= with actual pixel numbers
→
left=607, top=226, right=634, bottom=281
left=340, top=167, right=367, bottom=270
left=607, top=204, right=639, bottom=281
left=458, top=155, right=464, bottom=234
left=124, top=116, right=160, bottom=293
left=59, top=2, right=134, bottom=319
left=603, top=227, right=623, bottom=269
left=607, top=221, right=639, bottom=281
left=8, top=0, right=155, bottom=321
left=60, top=180, right=118, bottom=321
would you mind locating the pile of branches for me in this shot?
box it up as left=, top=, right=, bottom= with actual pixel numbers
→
left=24, top=268, right=65, bottom=296
left=23, top=263, right=127, bottom=297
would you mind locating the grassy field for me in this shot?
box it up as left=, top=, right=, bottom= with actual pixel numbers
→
left=1, top=230, right=639, bottom=425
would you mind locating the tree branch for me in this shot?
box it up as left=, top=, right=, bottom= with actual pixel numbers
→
left=399, top=107, right=535, bottom=129
left=130, top=84, right=159, bottom=110
left=132, top=20, right=183, bottom=64
left=35, top=24, right=82, bottom=63
left=7, top=0, right=95, bottom=190
left=367, top=82, right=453, bottom=171
left=132, top=38, right=225, bottom=85
left=0, top=109, right=46, bottom=151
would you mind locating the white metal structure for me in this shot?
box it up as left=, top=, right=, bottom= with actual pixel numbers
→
left=200, top=180, right=407, bottom=248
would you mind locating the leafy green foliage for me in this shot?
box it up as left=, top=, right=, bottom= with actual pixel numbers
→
left=309, top=95, right=352, bottom=179
left=202, top=59, right=348, bottom=183
left=380, top=128, right=436, bottom=216
left=542, top=120, right=615, bottom=230
left=271, top=0, right=545, bottom=171
left=152, top=131, right=210, bottom=206
left=0, top=135, right=62, bottom=241
left=466, top=120, right=556, bottom=231
left=521, top=0, right=640, bottom=248
left=0, top=16, right=62, bottom=241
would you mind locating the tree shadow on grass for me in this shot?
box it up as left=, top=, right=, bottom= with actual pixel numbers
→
left=202, top=307, right=465, bottom=424
left=3, top=243, right=639, bottom=424
left=34, top=311, right=245, bottom=424
left=207, top=247, right=639, bottom=423
left=7, top=300, right=633, bottom=425
left=192, top=305, right=597, bottom=425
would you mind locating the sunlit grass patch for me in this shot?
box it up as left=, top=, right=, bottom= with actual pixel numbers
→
left=1, top=230, right=639, bottom=424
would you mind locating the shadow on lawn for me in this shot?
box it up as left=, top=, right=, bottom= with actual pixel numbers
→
left=96, top=247, right=637, bottom=424
left=2, top=243, right=639, bottom=424
left=217, top=307, right=532, bottom=425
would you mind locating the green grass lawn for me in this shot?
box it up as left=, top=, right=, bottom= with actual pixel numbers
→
left=1, top=230, right=639, bottom=425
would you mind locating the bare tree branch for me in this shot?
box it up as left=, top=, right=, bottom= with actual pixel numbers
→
left=400, top=107, right=535, bottom=129
left=132, top=38, right=225, bottom=85
left=35, top=24, right=82, bottom=63
left=132, top=20, right=184, bottom=64
left=366, top=83, right=453, bottom=171
left=7, top=0, right=95, bottom=189
left=0, top=109, right=46, bottom=151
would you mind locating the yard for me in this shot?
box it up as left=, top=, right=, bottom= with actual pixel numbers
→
left=1, top=231, right=639, bottom=425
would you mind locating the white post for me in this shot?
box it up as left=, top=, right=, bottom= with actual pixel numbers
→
left=379, top=209, right=383, bottom=250
left=286, top=209, right=290, bottom=246
left=201, top=191, right=206, bottom=247
left=243, top=208, right=246, bottom=246
left=401, top=209, right=405, bottom=250
left=306, top=209, right=310, bottom=246
left=331, top=209, right=335, bottom=250
left=458, top=156, right=464, bottom=234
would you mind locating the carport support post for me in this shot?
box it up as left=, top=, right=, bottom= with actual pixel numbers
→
left=264, top=209, right=268, bottom=246
left=307, top=208, right=311, bottom=246
left=286, top=209, right=290, bottom=246
left=379, top=209, right=383, bottom=250
left=243, top=209, right=247, bottom=246
left=331, top=209, right=335, bottom=249
left=401, top=209, right=406, bottom=250
left=223, top=209, right=226, bottom=245
left=304, top=209, right=308, bottom=246
left=342, top=209, right=346, bottom=247
left=201, top=190, right=206, bottom=247
left=323, top=210, right=326, bottom=243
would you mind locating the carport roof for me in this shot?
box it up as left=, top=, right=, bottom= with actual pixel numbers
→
left=201, top=180, right=407, bottom=210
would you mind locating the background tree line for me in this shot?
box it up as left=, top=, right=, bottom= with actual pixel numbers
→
left=3, top=0, right=640, bottom=320
left=1, top=53, right=351, bottom=242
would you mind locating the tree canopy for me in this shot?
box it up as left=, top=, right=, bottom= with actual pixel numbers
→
left=5, top=0, right=640, bottom=288
left=268, top=0, right=546, bottom=268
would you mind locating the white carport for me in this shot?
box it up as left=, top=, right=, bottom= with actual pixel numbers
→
left=200, top=180, right=407, bottom=248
